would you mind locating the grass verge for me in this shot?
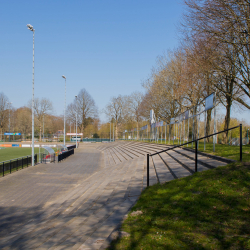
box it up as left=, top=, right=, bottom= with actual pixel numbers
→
left=189, top=143, right=250, bottom=162
left=108, top=162, right=250, bottom=250
left=132, top=140, right=250, bottom=162
left=0, top=148, right=41, bottom=162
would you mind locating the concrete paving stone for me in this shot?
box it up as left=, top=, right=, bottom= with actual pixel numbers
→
left=120, top=145, right=145, bottom=156
left=0, top=142, right=209, bottom=249
left=108, top=149, right=120, bottom=164
left=175, top=148, right=228, bottom=167
left=168, top=150, right=208, bottom=172
left=115, top=146, right=134, bottom=159
left=123, top=145, right=149, bottom=155
left=159, top=152, right=192, bottom=179
left=34, top=216, right=100, bottom=249
left=117, top=146, right=140, bottom=158
left=112, top=147, right=127, bottom=161
left=152, top=154, right=175, bottom=183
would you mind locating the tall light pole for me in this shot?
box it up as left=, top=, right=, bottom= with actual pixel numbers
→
left=43, top=114, right=44, bottom=142
left=70, top=121, right=71, bottom=142
left=27, top=24, right=35, bottom=166
left=113, top=119, right=114, bottom=142
left=110, top=119, right=111, bottom=142
left=75, top=95, right=78, bottom=148
left=62, top=75, right=66, bottom=145
left=111, top=102, right=114, bottom=142
left=7, top=102, right=12, bottom=142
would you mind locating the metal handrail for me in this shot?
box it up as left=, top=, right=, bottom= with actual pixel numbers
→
left=150, top=124, right=241, bottom=156
left=1, top=154, right=37, bottom=177
left=147, top=124, right=242, bottom=187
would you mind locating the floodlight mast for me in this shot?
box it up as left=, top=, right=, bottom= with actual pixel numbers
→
left=62, top=75, right=66, bottom=146
left=7, top=102, right=12, bottom=142
left=27, top=24, right=34, bottom=32
left=27, top=24, right=35, bottom=166
left=75, top=95, right=78, bottom=148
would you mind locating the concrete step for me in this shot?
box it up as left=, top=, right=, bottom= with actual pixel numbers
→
left=151, top=154, right=175, bottom=183
left=158, top=152, right=192, bottom=179
left=175, top=147, right=228, bottom=168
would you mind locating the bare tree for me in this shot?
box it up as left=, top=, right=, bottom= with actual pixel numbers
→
left=0, top=93, right=10, bottom=140
left=104, top=95, right=129, bottom=139
left=14, top=107, right=32, bottom=138
left=182, top=0, right=250, bottom=141
left=67, top=89, right=98, bottom=138
left=29, top=98, right=53, bottom=141
left=127, top=92, right=144, bottom=138
left=141, top=51, right=187, bottom=123
left=183, top=0, right=250, bottom=106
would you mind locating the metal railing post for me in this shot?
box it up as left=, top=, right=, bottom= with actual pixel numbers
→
left=195, top=140, right=198, bottom=172
left=147, top=154, right=149, bottom=187
left=3, top=162, right=4, bottom=177
left=240, top=124, right=242, bottom=162
left=22, top=158, right=23, bottom=169
left=10, top=160, right=11, bottom=174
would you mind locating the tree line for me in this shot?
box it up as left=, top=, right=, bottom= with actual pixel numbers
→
left=103, top=0, right=250, bottom=142
left=1, top=1, right=249, bottom=142
left=0, top=88, right=100, bottom=141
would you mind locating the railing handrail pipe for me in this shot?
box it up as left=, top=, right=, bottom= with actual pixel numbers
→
left=147, top=124, right=242, bottom=187
left=0, top=154, right=36, bottom=164
left=150, top=124, right=241, bottom=156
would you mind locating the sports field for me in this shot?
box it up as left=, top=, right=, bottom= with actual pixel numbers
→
left=0, top=148, right=41, bottom=162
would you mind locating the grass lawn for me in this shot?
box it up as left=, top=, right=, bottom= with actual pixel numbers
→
left=108, top=162, right=250, bottom=250
left=136, top=139, right=250, bottom=162
left=0, top=148, right=41, bottom=162
left=188, top=142, right=250, bottom=162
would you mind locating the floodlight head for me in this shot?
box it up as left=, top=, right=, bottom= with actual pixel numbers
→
left=27, top=24, right=34, bottom=31
left=75, top=95, right=77, bottom=98
left=62, top=75, right=66, bottom=79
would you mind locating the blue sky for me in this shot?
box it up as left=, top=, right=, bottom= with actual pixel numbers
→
left=0, top=0, right=184, bottom=121
left=1, top=0, right=249, bottom=123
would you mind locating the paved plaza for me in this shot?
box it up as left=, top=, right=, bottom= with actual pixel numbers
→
left=0, top=143, right=146, bottom=249
left=0, top=141, right=231, bottom=249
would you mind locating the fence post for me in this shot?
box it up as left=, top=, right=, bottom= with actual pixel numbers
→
left=195, top=140, right=198, bottom=172
left=27, top=156, right=28, bottom=167
left=22, top=158, right=23, bottom=169
left=10, top=160, right=11, bottom=174
left=240, top=124, right=242, bottom=162
left=16, top=159, right=18, bottom=171
left=3, top=162, right=4, bottom=177
left=147, top=154, right=149, bottom=187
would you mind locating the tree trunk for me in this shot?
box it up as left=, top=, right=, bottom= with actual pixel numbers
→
left=137, top=121, right=139, bottom=139
left=115, top=122, right=118, bottom=140
left=206, top=109, right=212, bottom=142
left=223, top=98, right=232, bottom=144
left=81, top=124, right=84, bottom=140
left=39, top=125, right=42, bottom=142
left=223, top=78, right=234, bottom=144
left=193, top=107, right=198, bottom=140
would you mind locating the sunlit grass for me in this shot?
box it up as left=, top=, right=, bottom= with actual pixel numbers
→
left=108, top=162, right=250, bottom=250
left=0, top=147, right=57, bottom=162
left=130, top=139, right=250, bottom=162
left=0, top=148, right=41, bottom=162
left=189, top=142, right=250, bottom=162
